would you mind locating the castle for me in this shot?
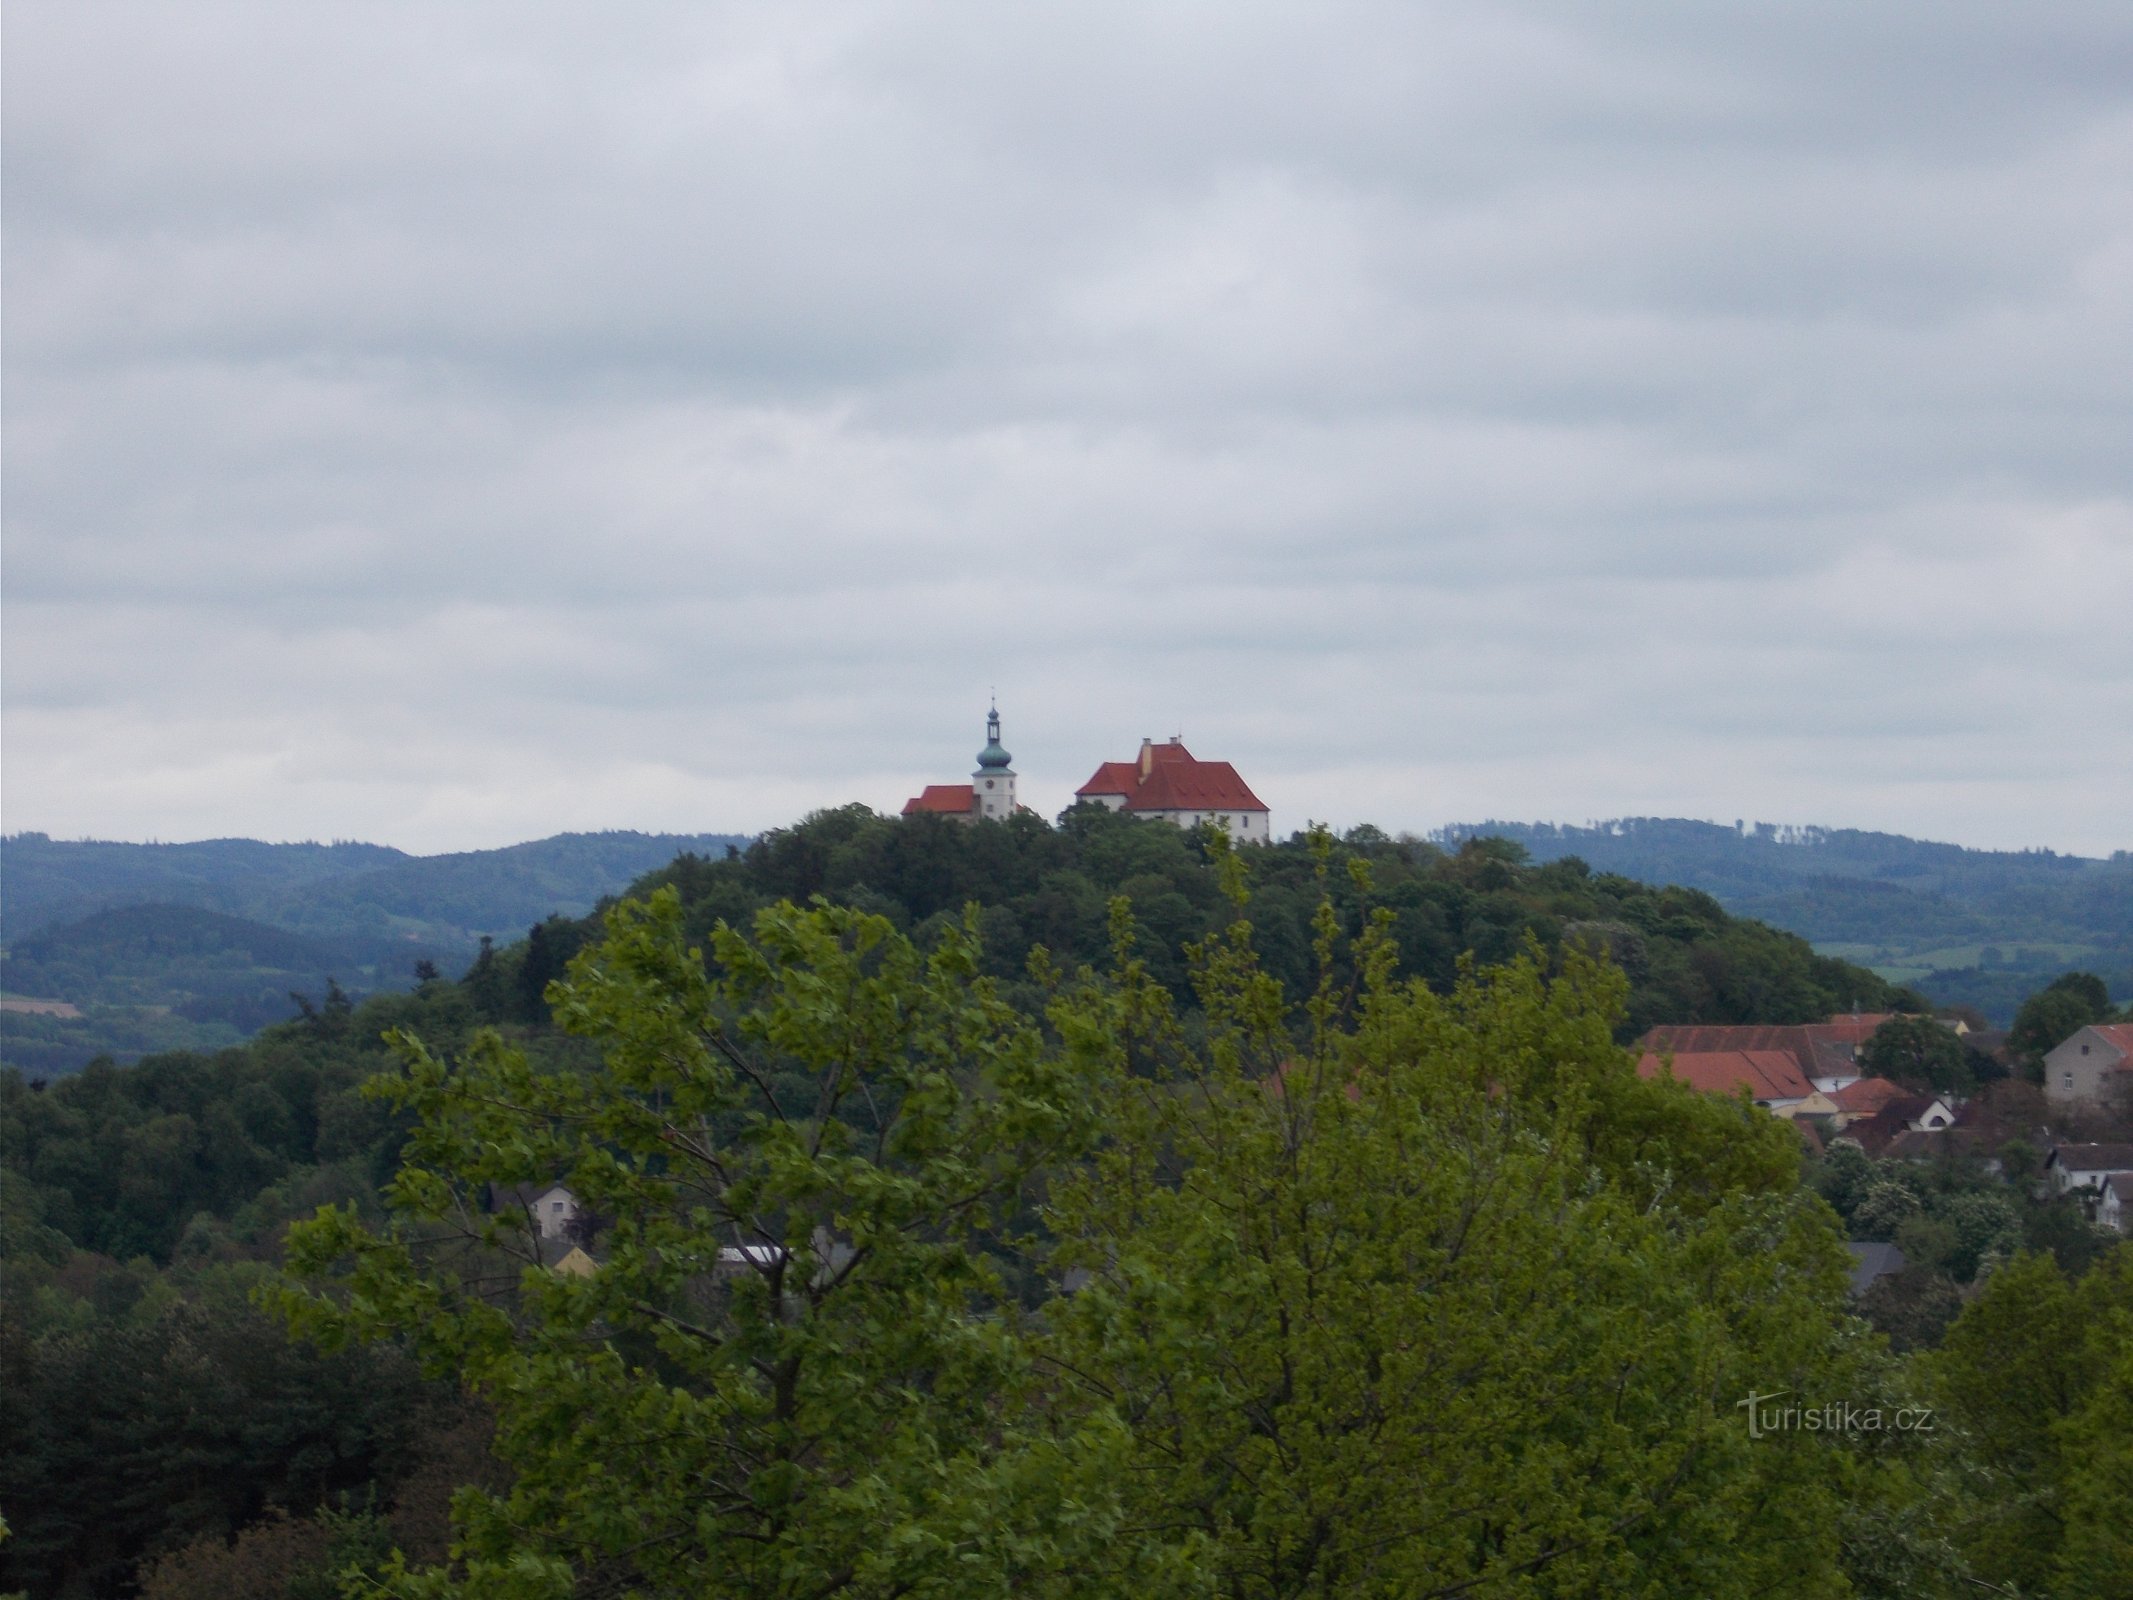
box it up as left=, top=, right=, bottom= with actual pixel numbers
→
left=902, top=710, right=1270, bottom=842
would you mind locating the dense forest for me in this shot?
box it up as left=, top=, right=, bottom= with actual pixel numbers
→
left=1442, top=816, right=2133, bottom=1021
left=3, top=809, right=2126, bottom=1597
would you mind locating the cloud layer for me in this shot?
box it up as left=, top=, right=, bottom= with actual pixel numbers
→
left=6, top=2, right=2130, bottom=853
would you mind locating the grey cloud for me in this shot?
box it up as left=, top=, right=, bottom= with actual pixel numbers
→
left=4, top=1, right=2129, bottom=856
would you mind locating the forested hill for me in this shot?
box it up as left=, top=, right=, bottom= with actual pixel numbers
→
left=583, top=805, right=1923, bottom=1041
left=1435, top=818, right=2133, bottom=1023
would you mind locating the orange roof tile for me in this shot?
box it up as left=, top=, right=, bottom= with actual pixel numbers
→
left=1831, top=1076, right=1911, bottom=1114
left=902, top=784, right=974, bottom=816
left=1636, top=1049, right=1814, bottom=1102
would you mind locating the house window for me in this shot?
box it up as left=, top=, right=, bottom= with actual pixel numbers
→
left=552, top=1201, right=565, bottom=1213
left=2065, top=1073, right=2075, bottom=1090
left=2082, top=1044, right=2091, bottom=1055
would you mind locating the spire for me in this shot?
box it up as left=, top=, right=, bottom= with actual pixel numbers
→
left=976, top=702, right=1013, bottom=770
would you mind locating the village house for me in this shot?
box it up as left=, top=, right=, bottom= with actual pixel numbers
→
left=2099, top=1173, right=2133, bottom=1235
left=1840, top=1094, right=1960, bottom=1157
left=1827, top=1076, right=1912, bottom=1130
left=1074, top=736, right=1271, bottom=843
left=1633, top=1048, right=1816, bottom=1112
left=1635, top=1015, right=1911, bottom=1098
left=2042, top=1023, right=2133, bottom=1107
left=2044, top=1142, right=2133, bottom=1198
left=492, top=1180, right=582, bottom=1241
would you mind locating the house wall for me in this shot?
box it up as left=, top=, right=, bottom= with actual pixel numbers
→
left=2044, top=1028, right=2130, bottom=1106
left=1144, top=808, right=1270, bottom=843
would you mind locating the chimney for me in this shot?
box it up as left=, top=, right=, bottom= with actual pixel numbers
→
left=1139, top=738, right=1154, bottom=779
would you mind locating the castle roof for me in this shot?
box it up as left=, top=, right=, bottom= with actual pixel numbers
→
left=1075, top=740, right=1267, bottom=814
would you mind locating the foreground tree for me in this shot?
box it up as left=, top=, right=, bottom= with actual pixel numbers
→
left=280, top=891, right=1126, bottom=1599
left=281, top=856, right=1964, bottom=1597
left=1039, top=865, right=1947, bottom=1599
left=1928, top=1247, right=2133, bottom=1594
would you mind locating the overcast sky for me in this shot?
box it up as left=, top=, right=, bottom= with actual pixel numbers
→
left=5, top=3, right=2130, bottom=857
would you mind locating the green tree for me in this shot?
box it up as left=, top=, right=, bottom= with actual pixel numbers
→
left=1929, top=1248, right=2133, bottom=1590
left=1859, top=1015, right=1971, bottom=1094
left=1040, top=863, right=1914, bottom=1598
left=279, top=891, right=1125, bottom=1599
left=2009, top=971, right=2113, bottom=1080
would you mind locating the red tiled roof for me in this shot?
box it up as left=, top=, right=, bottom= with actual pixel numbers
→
left=1808, top=1019, right=1894, bottom=1058
left=1076, top=761, right=1141, bottom=798
left=2088, top=1023, right=2133, bottom=1056
left=1126, top=759, right=1266, bottom=815
left=1636, top=1049, right=1814, bottom=1102
left=1831, top=1077, right=1910, bottom=1115
left=1075, top=741, right=1267, bottom=814
left=902, top=784, right=974, bottom=816
left=1636, top=1023, right=1886, bottom=1085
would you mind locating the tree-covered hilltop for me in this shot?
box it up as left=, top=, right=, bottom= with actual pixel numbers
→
left=608, top=804, right=1924, bottom=1039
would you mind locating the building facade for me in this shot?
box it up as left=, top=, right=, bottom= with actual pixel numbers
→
left=1074, top=736, right=1270, bottom=843
left=2043, top=1023, right=2133, bottom=1107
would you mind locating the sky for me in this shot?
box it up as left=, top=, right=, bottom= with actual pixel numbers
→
left=5, top=2, right=2130, bottom=857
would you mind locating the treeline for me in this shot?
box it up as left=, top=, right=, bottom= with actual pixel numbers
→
left=616, top=805, right=1923, bottom=1038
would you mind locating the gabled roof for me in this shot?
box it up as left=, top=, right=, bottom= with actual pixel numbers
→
left=2047, top=1142, right=2133, bottom=1172
left=1819, top=1014, right=1897, bottom=1047
left=1831, top=1077, right=1911, bottom=1115
left=902, top=784, right=975, bottom=816
left=1127, top=759, right=1267, bottom=815
left=1846, top=1241, right=1907, bottom=1295
left=1076, top=761, right=1141, bottom=798
left=1636, top=1048, right=1813, bottom=1102
left=1074, top=740, right=1268, bottom=814
left=2086, top=1023, right=2133, bottom=1055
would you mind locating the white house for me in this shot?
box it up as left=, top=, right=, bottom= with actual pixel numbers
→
left=491, top=1181, right=582, bottom=1241
left=2044, top=1023, right=2133, bottom=1106
left=1074, top=737, right=1271, bottom=844
left=2100, top=1174, right=2133, bottom=1235
left=2045, top=1143, right=2133, bottom=1197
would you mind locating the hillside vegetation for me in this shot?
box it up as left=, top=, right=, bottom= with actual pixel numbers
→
left=2, top=808, right=2123, bottom=1598
left=1438, top=817, right=2133, bottom=1021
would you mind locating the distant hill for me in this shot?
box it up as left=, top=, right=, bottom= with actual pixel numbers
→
left=2, top=830, right=754, bottom=944
left=0, top=829, right=750, bottom=1073
left=1433, top=818, right=2133, bottom=1022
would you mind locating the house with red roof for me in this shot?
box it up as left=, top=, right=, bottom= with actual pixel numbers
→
left=901, top=706, right=1019, bottom=826
left=1074, top=737, right=1270, bottom=844
left=2042, top=1023, right=2133, bottom=1108
left=1634, top=1048, right=1817, bottom=1111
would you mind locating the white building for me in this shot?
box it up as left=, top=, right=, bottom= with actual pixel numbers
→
left=2043, top=1023, right=2133, bottom=1107
left=1073, top=737, right=1271, bottom=844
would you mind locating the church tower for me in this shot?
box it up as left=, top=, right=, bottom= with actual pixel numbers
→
left=972, top=703, right=1015, bottom=821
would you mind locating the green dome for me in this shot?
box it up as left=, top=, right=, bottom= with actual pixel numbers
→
left=977, top=737, right=1012, bottom=769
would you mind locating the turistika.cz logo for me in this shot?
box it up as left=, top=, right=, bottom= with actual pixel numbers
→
left=1736, top=1389, right=1934, bottom=1439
